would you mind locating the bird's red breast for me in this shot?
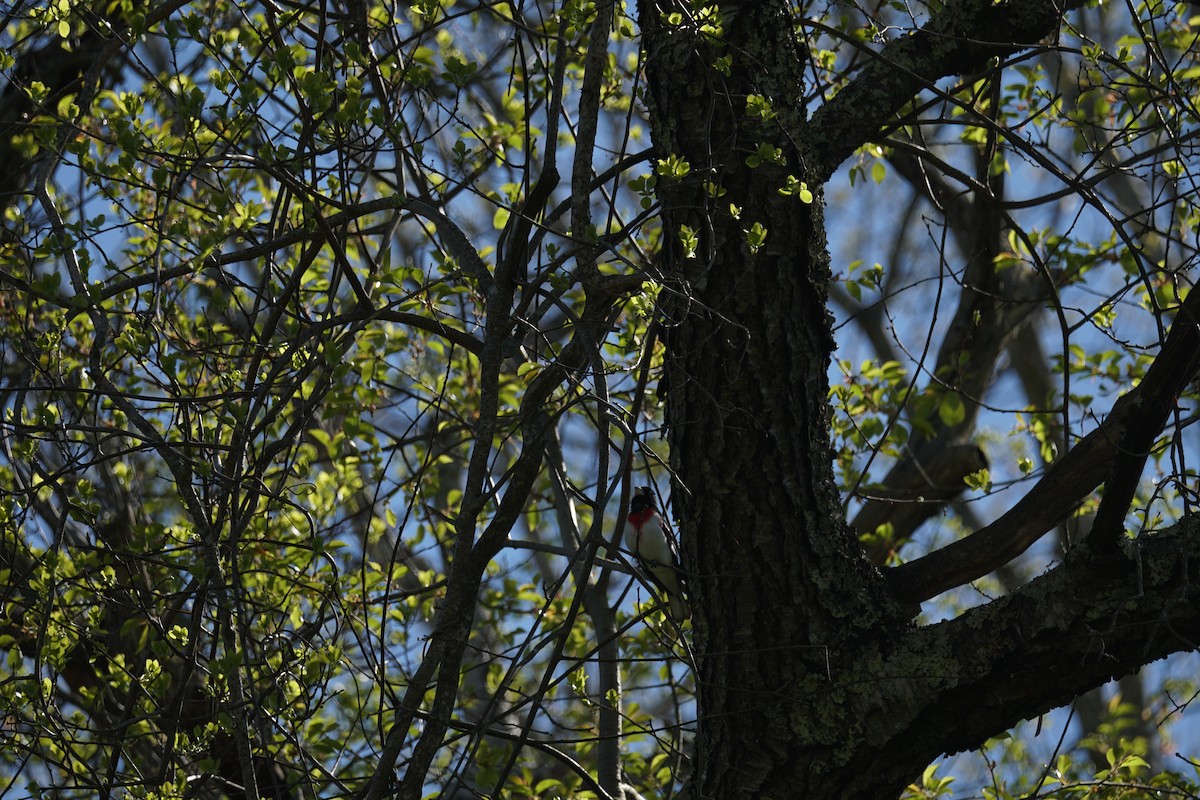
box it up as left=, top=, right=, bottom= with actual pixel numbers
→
left=627, top=507, right=655, bottom=529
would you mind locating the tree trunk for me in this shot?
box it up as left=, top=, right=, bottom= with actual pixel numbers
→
left=639, top=1, right=1200, bottom=798
left=639, top=2, right=911, bottom=796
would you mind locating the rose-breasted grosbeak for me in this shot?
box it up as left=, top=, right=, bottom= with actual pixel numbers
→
left=624, top=486, right=690, bottom=623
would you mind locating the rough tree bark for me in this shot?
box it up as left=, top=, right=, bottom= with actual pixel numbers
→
left=640, top=1, right=1200, bottom=798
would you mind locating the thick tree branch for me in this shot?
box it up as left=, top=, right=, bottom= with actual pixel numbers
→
left=886, top=519, right=1200, bottom=773
left=804, top=0, right=1086, bottom=182
left=1089, top=292, right=1200, bottom=549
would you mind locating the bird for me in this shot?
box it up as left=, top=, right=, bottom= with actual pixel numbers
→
left=624, top=486, right=690, bottom=624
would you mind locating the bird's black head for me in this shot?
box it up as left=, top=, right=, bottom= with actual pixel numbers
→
left=630, top=486, right=655, bottom=514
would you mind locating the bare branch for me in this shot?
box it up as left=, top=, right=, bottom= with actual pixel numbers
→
left=804, top=0, right=1087, bottom=182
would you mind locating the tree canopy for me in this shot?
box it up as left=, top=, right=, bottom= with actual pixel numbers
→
left=2, top=1, right=1200, bottom=798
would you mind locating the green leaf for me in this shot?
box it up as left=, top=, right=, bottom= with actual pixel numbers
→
left=492, top=206, right=510, bottom=230
left=655, top=154, right=691, bottom=180
left=963, top=468, right=991, bottom=492
left=745, top=222, right=767, bottom=254
left=746, top=94, right=776, bottom=121
left=937, top=394, right=965, bottom=426
left=678, top=224, right=699, bottom=258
